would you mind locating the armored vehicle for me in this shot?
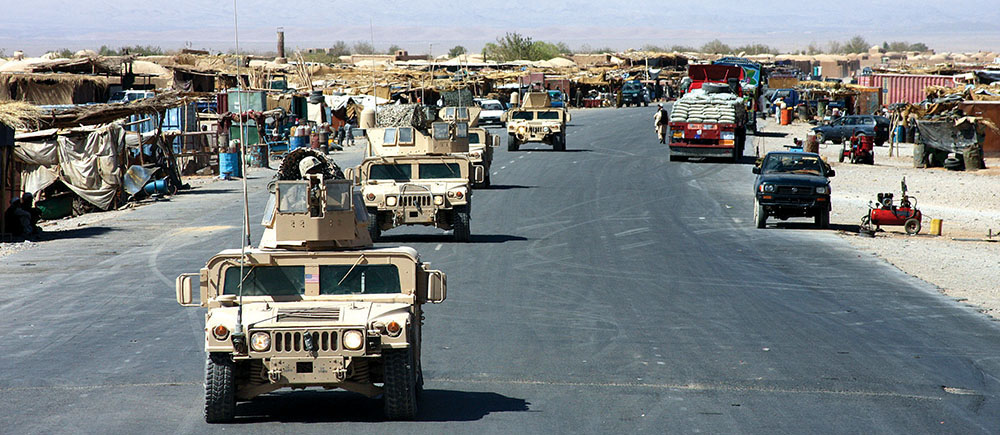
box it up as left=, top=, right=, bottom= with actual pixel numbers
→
left=356, top=105, right=483, bottom=242
left=175, top=149, right=446, bottom=422
left=503, top=92, right=571, bottom=151
left=467, top=126, right=499, bottom=187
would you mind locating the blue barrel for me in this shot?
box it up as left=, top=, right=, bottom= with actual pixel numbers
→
left=143, top=179, right=171, bottom=195
left=289, top=135, right=308, bottom=151
left=894, top=125, right=906, bottom=143
left=219, top=152, right=242, bottom=178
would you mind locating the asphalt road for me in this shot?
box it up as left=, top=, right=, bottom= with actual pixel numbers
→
left=3, top=107, right=1000, bottom=434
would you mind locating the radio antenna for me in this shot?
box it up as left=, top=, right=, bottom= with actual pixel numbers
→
left=370, top=18, right=378, bottom=117
left=232, top=0, right=250, bottom=343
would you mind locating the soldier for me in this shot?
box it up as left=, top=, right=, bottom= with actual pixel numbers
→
left=653, top=104, right=668, bottom=144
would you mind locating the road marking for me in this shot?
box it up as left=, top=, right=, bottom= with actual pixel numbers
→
left=519, top=155, right=524, bottom=159
left=620, top=240, right=656, bottom=250
left=493, top=172, right=499, bottom=175
left=501, top=166, right=507, bottom=169
left=509, top=160, right=515, bottom=164
left=434, top=244, right=442, bottom=251
left=171, top=225, right=234, bottom=234
left=614, top=227, right=651, bottom=237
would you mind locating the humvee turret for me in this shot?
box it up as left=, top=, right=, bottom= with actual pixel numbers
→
left=176, top=149, right=446, bottom=422
left=503, top=92, right=571, bottom=151
left=353, top=106, right=483, bottom=242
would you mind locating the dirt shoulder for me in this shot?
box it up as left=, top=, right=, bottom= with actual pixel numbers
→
left=753, top=118, right=1000, bottom=317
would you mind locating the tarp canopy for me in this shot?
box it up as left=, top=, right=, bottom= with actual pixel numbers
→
left=13, top=123, right=124, bottom=209
left=917, top=119, right=979, bottom=152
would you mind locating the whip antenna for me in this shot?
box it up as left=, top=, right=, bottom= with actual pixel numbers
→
left=232, top=0, right=250, bottom=342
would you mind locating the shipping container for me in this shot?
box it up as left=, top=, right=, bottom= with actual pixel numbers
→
left=857, top=74, right=956, bottom=105
left=958, top=101, right=1000, bottom=157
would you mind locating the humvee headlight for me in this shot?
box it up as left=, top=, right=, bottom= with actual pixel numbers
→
left=544, top=127, right=551, bottom=133
left=434, top=195, right=444, bottom=206
left=386, top=321, right=402, bottom=337
left=343, top=330, right=364, bottom=350
left=385, top=196, right=397, bottom=206
left=250, top=332, right=270, bottom=352
left=212, top=325, right=230, bottom=340
left=517, top=126, right=526, bottom=134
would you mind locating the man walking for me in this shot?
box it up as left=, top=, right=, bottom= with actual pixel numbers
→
left=653, top=104, right=668, bottom=144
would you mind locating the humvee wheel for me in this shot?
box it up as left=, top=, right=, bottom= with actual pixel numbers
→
left=508, top=134, right=519, bottom=152
left=205, top=353, right=236, bottom=423
left=367, top=208, right=381, bottom=241
left=452, top=206, right=471, bottom=242
left=483, top=171, right=492, bottom=188
left=383, top=348, right=418, bottom=420
left=555, top=132, right=567, bottom=151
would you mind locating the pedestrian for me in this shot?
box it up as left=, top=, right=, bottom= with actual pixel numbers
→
left=336, top=125, right=345, bottom=147
left=345, top=122, right=354, bottom=146
left=653, top=104, right=668, bottom=144
left=3, top=193, right=42, bottom=239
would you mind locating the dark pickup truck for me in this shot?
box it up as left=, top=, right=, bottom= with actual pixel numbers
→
left=812, top=115, right=890, bottom=146
left=753, top=151, right=835, bottom=229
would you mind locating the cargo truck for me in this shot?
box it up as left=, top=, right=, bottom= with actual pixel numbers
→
left=668, top=64, right=748, bottom=162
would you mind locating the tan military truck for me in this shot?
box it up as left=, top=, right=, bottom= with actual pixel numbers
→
left=503, top=91, right=571, bottom=151
left=175, top=151, right=446, bottom=422
left=355, top=106, right=483, bottom=242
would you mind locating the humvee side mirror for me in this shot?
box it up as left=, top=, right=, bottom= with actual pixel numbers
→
left=345, top=167, right=360, bottom=184
left=752, top=166, right=760, bottom=174
left=491, top=136, right=500, bottom=148
left=176, top=273, right=201, bottom=307
left=427, top=270, right=447, bottom=303
left=474, top=166, right=485, bottom=183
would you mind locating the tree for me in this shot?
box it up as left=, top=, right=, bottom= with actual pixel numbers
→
left=669, top=45, right=696, bottom=53
left=386, top=44, right=403, bottom=54
left=483, top=32, right=534, bottom=62
left=448, top=45, right=467, bottom=57
left=351, top=41, right=375, bottom=55
left=577, top=44, right=614, bottom=54
left=700, top=39, right=732, bottom=54
left=98, top=45, right=119, bottom=56
left=56, top=48, right=74, bottom=58
left=733, top=43, right=776, bottom=55
left=806, top=42, right=823, bottom=55
left=842, top=35, right=869, bottom=54
left=827, top=40, right=843, bottom=54
left=329, top=41, right=350, bottom=57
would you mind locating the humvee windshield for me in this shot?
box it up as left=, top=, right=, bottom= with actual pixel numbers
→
left=510, top=111, right=534, bottom=120
left=369, top=164, right=412, bottom=181
left=224, top=266, right=305, bottom=296
left=418, top=163, right=461, bottom=179
left=319, top=264, right=401, bottom=295
left=222, top=265, right=402, bottom=296
left=468, top=132, right=481, bottom=144
left=537, top=112, right=560, bottom=120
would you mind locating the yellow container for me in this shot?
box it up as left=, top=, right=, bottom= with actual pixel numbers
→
left=930, top=218, right=942, bottom=236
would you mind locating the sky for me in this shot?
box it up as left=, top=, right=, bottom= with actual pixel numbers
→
left=3, top=0, right=1000, bottom=56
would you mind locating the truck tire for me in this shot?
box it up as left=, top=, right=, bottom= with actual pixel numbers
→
left=754, top=198, right=767, bottom=229
left=383, top=348, right=418, bottom=420
left=554, top=132, right=566, bottom=151
left=815, top=207, right=830, bottom=229
left=815, top=132, right=825, bottom=144
left=205, top=353, right=236, bottom=423
left=367, top=208, right=381, bottom=241
left=507, top=134, right=519, bottom=152
left=452, top=206, right=471, bottom=242
left=669, top=153, right=686, bottom=162
left=838, top=145, right=846, bottom=162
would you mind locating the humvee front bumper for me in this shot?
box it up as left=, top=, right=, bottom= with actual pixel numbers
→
left=265, top=356, right=350, bottom=384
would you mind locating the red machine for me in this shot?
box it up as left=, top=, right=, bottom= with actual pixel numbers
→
left=840, top=134, right=874, bottom=164
left=860, top=178, right=922, bottom=235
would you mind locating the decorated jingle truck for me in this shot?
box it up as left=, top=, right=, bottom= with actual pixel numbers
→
left=668, top=64, right=748, bottom=162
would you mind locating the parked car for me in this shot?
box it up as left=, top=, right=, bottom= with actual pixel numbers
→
left=475, top=99, right=507, bottom=126
left=753, top=151, right=835, bottom=229
left=812, top=115, right=890, bottom=146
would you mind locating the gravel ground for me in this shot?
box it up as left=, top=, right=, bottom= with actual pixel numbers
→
left=753, top=117, right=1000, bottom=317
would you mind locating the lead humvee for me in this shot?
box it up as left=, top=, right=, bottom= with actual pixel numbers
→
left=503, top=91, right=571, bottom=151
left=175, top=150, right=446, bottom=422
left=354, top=106, right=483, bottom=242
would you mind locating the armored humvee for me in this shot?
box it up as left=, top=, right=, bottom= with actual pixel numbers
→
left=467, top=126, right=499, bottom=187
left=354, top=106, right=483, bottom=242
left=503, top=92, right=571, bottom=151
left=175, top=150, right=446, bottom=422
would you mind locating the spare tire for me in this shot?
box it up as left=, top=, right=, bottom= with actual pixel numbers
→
left=944, top=156, right=964, bottom=171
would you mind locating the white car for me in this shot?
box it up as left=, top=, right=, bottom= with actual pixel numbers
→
left=475, top=98, right=506, bottom=126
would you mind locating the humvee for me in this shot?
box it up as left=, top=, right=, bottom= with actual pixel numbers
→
left=355, top=106, right=483, bottom=242
left=175, top=150, right=446, bottom=423
left=467, top=126, right=499, bottom=187
left=503, top=92, right=571, bottom=151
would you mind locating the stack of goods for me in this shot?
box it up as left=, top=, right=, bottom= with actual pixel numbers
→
left=669, top=90, right=745, bottom=124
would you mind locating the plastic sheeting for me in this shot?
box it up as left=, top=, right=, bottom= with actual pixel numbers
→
left=916, top=119, right=978, bottom=153
left=13, top=124, right=124, bottom=209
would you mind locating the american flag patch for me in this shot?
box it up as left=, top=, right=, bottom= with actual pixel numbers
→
left=305, top=273, right=319, bottom=284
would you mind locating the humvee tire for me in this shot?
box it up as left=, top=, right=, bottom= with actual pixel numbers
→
left=483, top=171, right=491, bottom=188
left=205, top=353, right=236, bottom=423
left=452, top=206, right=471, bottom=242
left=383, top=348, right=418, bottom=420
left=555, top=131, right=567, bottom=151
left=367, top=208, right=381, bottom=241
left=508, top=134, right=519, bottom=152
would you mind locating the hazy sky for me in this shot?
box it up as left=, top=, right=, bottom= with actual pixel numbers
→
left=3, top=0, right=999, bottom=55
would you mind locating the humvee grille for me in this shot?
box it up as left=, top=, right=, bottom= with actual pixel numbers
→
left=273, top=330, right=339, bottom=353
left=400, top=194, right=432, bottom=207
left=529, top=126, right=547, bottom=134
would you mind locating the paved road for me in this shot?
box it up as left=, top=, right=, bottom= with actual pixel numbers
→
left=3, top=107, right=1000, bottom=434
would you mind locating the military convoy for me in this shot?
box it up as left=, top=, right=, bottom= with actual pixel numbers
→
left=354, top=105, right=484, bottom=242
left=175, top=149, right=446, bottom=422
left=503, top=91, right=571, bottom=151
